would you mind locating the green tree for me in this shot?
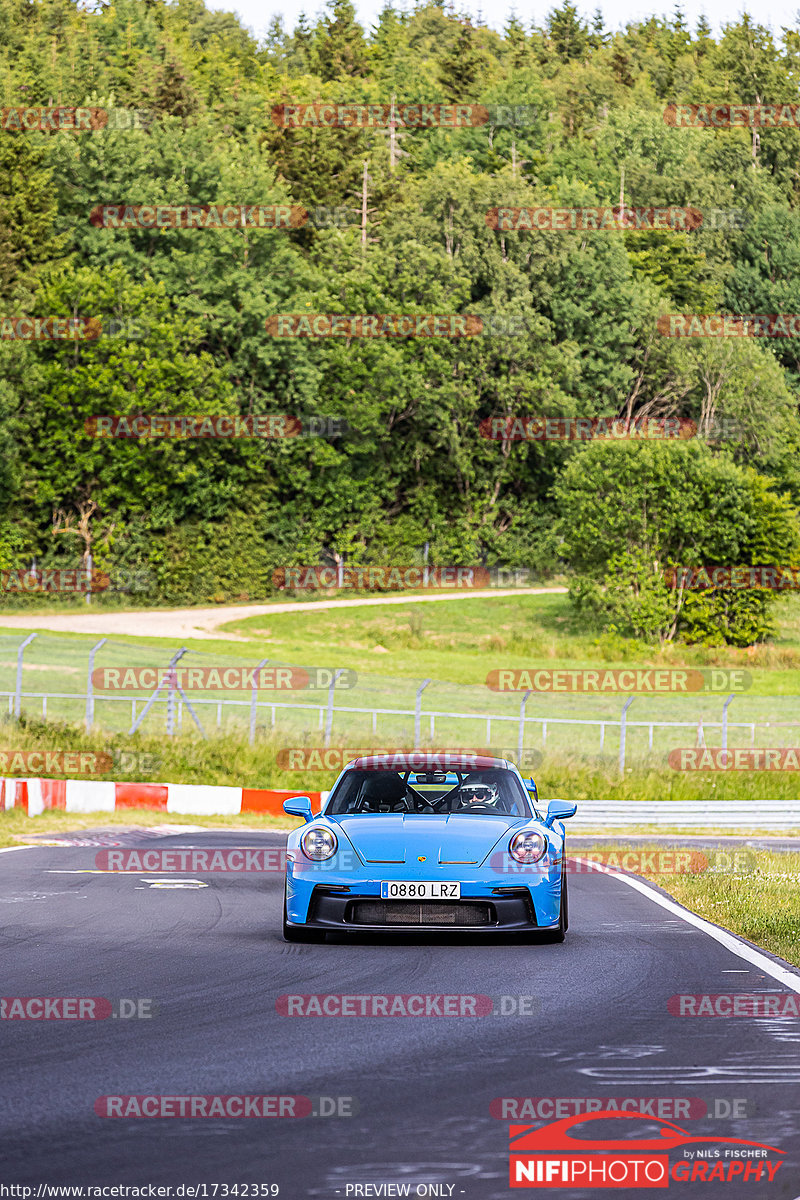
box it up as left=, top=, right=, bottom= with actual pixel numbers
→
left=285, top=13, right=314, bottom=72
left=314, top=0, right=368, bottom=80
left=148, top=56, right=202, bottom=118
left=0, top=134, right=66, bottom=305
left=546, top=2, right=588, bottom=63
left=694, top=13, right=712, bottom=59
left=588, top=8, right=607, bottom=49
left=438, top=21, right=486, bottom=101
left=555, top=440, right=800, bottom=644
left=503, top=12, right=529, bottom=68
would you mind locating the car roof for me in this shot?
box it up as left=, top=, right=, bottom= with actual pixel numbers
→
left=344, top=753, right=511, bottom=771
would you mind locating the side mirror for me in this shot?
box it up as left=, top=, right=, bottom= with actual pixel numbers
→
left=544, top=799, right=577, bottom=827
left=524, top=777, right=538, bottom=801
left=283, top=796, right=314, bottom=823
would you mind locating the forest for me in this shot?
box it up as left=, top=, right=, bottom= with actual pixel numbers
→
left=3, top=0, right=800, bottom=643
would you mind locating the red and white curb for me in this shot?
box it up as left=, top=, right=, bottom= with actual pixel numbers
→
left=0, top=777, right=325, bottom=818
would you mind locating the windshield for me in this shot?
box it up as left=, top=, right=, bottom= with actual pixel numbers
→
left=326, top=768, right=534, bottom=817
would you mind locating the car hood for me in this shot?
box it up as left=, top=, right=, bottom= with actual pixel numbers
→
left=333, top=813, right=528, bottom=864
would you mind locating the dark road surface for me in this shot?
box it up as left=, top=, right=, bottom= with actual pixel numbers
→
left=1, top=831, right=798, bottom=1198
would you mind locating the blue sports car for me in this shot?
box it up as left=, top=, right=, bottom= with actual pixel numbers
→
left=282, top=753, right=576, bottom=942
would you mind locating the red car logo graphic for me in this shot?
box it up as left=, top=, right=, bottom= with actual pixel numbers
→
left=510, top=1110, right=783, bottom=1153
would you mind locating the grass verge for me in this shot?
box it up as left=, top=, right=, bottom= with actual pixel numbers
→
left=222, top=591, right=800, bottom=692
left=636, top=850, right=800, bottom=970
left=4, top=590, right=800, bottom=691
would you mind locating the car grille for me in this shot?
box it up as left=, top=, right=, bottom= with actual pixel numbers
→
left=348, top=900, right=494, bottom=926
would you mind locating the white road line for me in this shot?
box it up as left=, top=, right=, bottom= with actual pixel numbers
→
left=580, top=1063, right=800, bottom=1082
left=573, top=856, right=800, bottom=993
left=0, top=845, right=38, bottom=855
left=137, top=879, right=208, bottom=889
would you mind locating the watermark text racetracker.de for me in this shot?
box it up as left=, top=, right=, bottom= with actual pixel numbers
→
left=485, top=206, right=749, bottom=232
left=664, top=102, right=800, bottom=127
left=668, top=993, right=800, bottom=1017
left=270, top=101, right=538, bottom=128
left=491, top=848, right=756, bottom=875
left=480, top=416, right=746, bottom=443
left=480, top=416, right=697, bottom=441
left=91, top=204, right=307, bottom=229
left=492, top=1096, right=753, bottom=1120
left=669, top=747, right=800, bottom=771
left=276, top=993, right=539, bottom=1016
left=2, top=997, right=154, bottom=1019
left=0, top=750, right=161, bottom=778
left=264, top=313, right=528, bottom=338
left=274, top=565, right=570, bottom=591
left=94, top=848, right=288, bottom=872
left=658, top=313, right=800, bottom=337
left=0, top=106, right=154, bottom=132
left=486, top=667, right=750, bottom=693
left=0, top=565, right=151, bottom=595
left=1, top=317, right=141, bottom=340
left=4, top=565, right=155, bottom=595
left=89, top=666, right=357, bottom=691
left=274, top=565, right=490, bottom=591
left=0, top=750, right=113, bottom=776
left=274, top=746, right=543, bottom=769
left=85, top=415, right=346, bottom=439
left=666, top=565, right=800, bottom=590
left=94, top=1095, right=354, bottom=1118
left=91, top=203, right=356, bottom=230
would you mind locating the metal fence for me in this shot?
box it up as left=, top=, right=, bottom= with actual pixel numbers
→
left=1, top=633, right=797, bottom=774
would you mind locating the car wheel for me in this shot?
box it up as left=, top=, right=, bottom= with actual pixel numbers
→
left=282, top=886, right=326, bottom=943
left=539, top=871, right=567, bottom=943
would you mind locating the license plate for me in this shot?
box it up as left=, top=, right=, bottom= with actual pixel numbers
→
left=380, top=881, right=461, bottom=900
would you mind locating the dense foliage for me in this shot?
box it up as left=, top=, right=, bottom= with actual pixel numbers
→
left=3, top=0, right=800, bottom=640
left=556, top=440, right=800, bottom=644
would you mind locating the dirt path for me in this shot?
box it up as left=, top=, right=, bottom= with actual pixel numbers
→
left=0, top=587, right=567, bottom=641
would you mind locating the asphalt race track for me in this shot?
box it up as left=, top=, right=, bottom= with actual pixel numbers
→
left=2, top=830, right=799, bottom=1198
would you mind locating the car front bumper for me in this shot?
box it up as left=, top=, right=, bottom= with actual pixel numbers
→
left=284, top=863, right=563, bottom=932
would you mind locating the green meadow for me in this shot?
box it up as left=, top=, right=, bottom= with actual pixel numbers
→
left=0, top=588, right=798, bottom=805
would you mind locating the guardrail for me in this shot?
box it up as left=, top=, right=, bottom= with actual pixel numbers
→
left=567, top=801, right=800, bottom=828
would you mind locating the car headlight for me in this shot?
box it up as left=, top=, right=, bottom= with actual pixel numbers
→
left=300, top=826, right=338, bottom=861
left=509, top=830, right=547, bottom=863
